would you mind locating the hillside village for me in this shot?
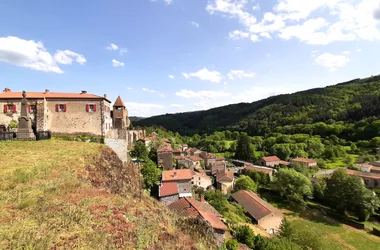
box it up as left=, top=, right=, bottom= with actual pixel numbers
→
left=1, top=88, right=380, bottom=250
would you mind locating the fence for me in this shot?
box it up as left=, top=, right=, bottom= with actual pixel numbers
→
left=0, top=131, right=51, bottom=141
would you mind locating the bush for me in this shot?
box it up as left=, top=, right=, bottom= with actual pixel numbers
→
left=232, top=225, right=255, bottom=248
left=9, top=120, right=18, bottom=129
left=225, top=239, right=239, bottom=250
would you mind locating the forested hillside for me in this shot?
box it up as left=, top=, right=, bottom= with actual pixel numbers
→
left=135, top=75, right=380, bottom=140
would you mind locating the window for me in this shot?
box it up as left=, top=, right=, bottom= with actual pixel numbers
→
left=55, top=104, right=67, bottom=112
left=28, top=105, right=36, bottom=113
left=191, top=181, right=194, bottom=185
left=86, top=104, right=96, bottom=112
left=3, top=104, right=16, bottom=113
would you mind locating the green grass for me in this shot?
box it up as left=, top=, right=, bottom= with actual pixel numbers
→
left=0, top=141, right=215, bottom=249
left=325, top=154, right=359, bottom=169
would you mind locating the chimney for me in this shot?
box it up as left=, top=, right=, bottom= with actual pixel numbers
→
left=81, top=90, right=87, bottom=94
left=44, top=89, right=50, bottom=94
left=200, top=194, right=205, bottom=203
left=173, top=171, right=177, bottom=178
left=3, top=88, right=11, bottom=93
left=104, top=94, right=107, bottom=99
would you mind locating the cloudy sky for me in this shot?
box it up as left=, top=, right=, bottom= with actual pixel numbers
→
left=1, top=0, right=380, bottom=116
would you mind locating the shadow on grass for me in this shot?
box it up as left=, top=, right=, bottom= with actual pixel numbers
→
left=258, top=189, right=341, bottom=227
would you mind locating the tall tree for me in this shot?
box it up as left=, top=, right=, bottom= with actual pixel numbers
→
left=130, top=141, right=148, bottom=160
left=272, top=169, right=313, bottom=205
left=234, top=175, right=258, bottom=193
left=235, top=133, right=255, bottom=162
left=140, top=159, right=161, bottom=190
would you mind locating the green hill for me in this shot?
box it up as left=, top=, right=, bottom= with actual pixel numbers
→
left=0, top=141, right=215, bottom=249
left=135, top=75, right=380, bottom=140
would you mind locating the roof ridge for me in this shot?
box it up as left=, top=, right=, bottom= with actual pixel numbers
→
left=242, top=190, right=273, bottom=213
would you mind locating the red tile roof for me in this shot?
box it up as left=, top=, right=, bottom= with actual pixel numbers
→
left=113, top=95, right=125, bottom=107
left=292, top=158, right=317, bottom=164
left=159, top=182, right=178, bottom=197
left=262, top=156, right=280, bottom=162
left=162, top=169, right=193, bottom=182
left=0, top=91, right=111, bottom=102
left=346, top=170, right=380, bottom=180
left=174, top=155, right=186, bottom=160
left=189, top=155, right=203, bottom=162
left=232, top=190, right=282, bottom=221
left=279, top=160, right=290, bottom=166
left=173, top=148, right=182, bottom=153
left=168, top=197, right=228, bottom=231
left=192, top=171, right=211, bottom=180
left=216, top=169, right=234, bottom=182
left=157, top=143, right=173, bottom=153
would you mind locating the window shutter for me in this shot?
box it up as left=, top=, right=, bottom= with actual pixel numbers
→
left=86, top=104, right=89, bottom=112
left=13, top=104, right=16, bottom=113
left=28, top=105, right=31, bottom=113
left=64, top=104, right=67, bottom=112
left=55, top=104, right=59, bottom=112
left=3, top=105, right=8, bottom=113
left=94, top=104, right=97, bottom=112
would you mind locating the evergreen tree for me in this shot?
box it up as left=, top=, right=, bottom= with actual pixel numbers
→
left=235, top=133, right=254, bottom=162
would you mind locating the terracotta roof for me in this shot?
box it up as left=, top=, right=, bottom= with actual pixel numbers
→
left=162, top=169, right=193, bottom=182
left=370, top=161, right=380, bottom=167
left=262, top=156, right=280, bottom=162
left=192, top=171, right=211, bottom=180
left=168, top=197, right=228, bottom=231
left=0, top=91, right=110, bottom=102
left=157, top=143, right=173, bottom=153
left=292, top=158, right=317, bottom=164
left=279, top=160, right=290, bottom=166
left=216, top=169, right=234, bottom=182
left=173, top=148, right=182, bottom=153
left=371, top=166, right=380, bottom=171
left=244, top=165, right=272, bottom=174
left=174, top=155, right=186, bottom=160
left=113, top=96, right=125, bottom=107
left=346, top=170, right=380, bottom=180
left=159, top=182, right=178, bottom=197
left=191, top=148, right=201, bottom=153
left=232, top=190, right=282, bottom=221
left=189, top=155, right=203, bottom=162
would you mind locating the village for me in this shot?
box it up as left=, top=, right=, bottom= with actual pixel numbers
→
left=1, top=89, right=380, bottom=249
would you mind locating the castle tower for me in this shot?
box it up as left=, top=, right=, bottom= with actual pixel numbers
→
left=113, top=96, right=130, bottom=129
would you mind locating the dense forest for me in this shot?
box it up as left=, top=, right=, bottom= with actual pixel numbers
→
left=135, top=74, right=380, bottom=141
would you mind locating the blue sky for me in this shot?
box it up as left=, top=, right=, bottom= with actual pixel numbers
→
left=1, top=0, right=380, bottom=116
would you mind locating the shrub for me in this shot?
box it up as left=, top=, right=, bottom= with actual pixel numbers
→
left=225, top=239, right=239, bottom=250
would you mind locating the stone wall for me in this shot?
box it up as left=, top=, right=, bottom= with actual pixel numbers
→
left=213, top=229, right=226, bottom=247
left=158, top=152, right=173, bottom=170
left=0, top=100, right=36, bottom=129
left=159, top=194, right=179, bottom=205
left=104, top=138, right=130, bottom=163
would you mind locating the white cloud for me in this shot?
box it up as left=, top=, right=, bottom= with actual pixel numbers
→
left=228, top=70, right=256, bottom=80
left=119, top=48, right=128, bottom=56
left=126, top=87, right=132, bottom=90
left=168, top=74, right=175, bottom=79
left=342, top=50, right=351, bottom=55
left=142, top=87, right=156, bottom=93
left=126, top=102, right=164, bottom=115
left=170, top=104, right=183, bottom=108
left=0, top=36, right=85, bottom=74
left=182, top=68, right=222, bottom=83
left=357, top=48, right=362, bottom=52
left=175, top=89, right=230, bottom=99
left=190, top=21, right=200, bottom=28
left=229, top=30, right=249, bottom=39
left=164, top=0, right=173, bottom=4
left=106, top=43, right=118, bottom=50
left=160, top=94, right=166, bottom=98
left=112, top=59, right=124, bottom=67
left=193, top=102, right=207, bottom=109
left=206, top=0, right=380, bottom=45
left=315, top=52, right=350, bottom=72
left=54, top=50, right=86, bottom=65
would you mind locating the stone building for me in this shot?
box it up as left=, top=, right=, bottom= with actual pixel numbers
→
left=0, top=88, right=112, bottom=136
left=232, top=190, right=284, bottom=235
left=157, top=144, right=173, bottom=170
left=158, top=169, right=193, bottom=205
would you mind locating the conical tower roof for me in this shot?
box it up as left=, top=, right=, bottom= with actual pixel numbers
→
left=113, top=96, right=125, bottom=107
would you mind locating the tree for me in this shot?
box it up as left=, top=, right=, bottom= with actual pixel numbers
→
left=232, top=225, right=255, bottom=248
left=131, top=141, right=148, bottom=160
left=235, top=133, right=254, bottom=162
left=325, top=169, right=380, bottom=220
left=204, top=190, right=228, bottom=213
left=234, top=175, right=258, bottom=193
left=278, top=218, right=294, bottom=240
left=225, top=239, right=239, bottom=250
left=313, top=180, right=326, bottom=201
left=140, top=159, right=161, bottom=190
left=271, top=169, right=313, bottom=205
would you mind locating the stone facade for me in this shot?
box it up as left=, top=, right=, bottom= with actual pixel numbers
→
left=0, top=90, right=112, bottom=136
left=104, top=138, right=130, bottom=163
left=192, top=173, right=212, bottom=190
left=159, top=194, right=179, bottom=205
left=158, top=151, right=173, bottom=170
left=217, top=180, right=234, bottom=194
left=213, top=229, right=226, bottom=246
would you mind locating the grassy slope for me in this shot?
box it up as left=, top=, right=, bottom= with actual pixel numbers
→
left=260, top=192, right=380, bottom=250
left=0, top=141, right=214, bottom=250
